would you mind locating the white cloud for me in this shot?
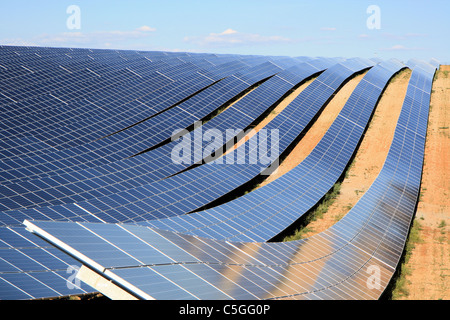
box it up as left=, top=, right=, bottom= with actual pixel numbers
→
left=382, top=33, right=428, bottom=40
left=220, top=29, right=238, bottom=35
left=320, top=27, right=337, bottom=31
left=380, top=44, right=425, bottom=51
left=136, top=25, right=156, bottom=32
left=29, top=26, right=157, bottom=48
left=184, top=29, right=293, bottom=47
left=389, top=44, right=408, bottom=50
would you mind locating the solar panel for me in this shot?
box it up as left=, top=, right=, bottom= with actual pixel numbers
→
left=0, top=47, right=324, bottom=299
left=0, top=45, right=437, bottom=300
left=0, top=56, right=345, bottom=299
left=0, top=59, right=332, bottom=212
left=0, top=58, right=223, bottom=142
left=139, top=59, right=405, bottom=241
left=0, top=56, right=374, bottom=299
left=0, top=62, right=282, bottom=185
left=0, top=59, right=246, bottom=152
left=22, top=60, right=436, bottom=300
left=0, top=57, right=366, bottom=223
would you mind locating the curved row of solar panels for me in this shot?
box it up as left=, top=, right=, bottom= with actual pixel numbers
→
left=0, top=45, right=437, bottom=300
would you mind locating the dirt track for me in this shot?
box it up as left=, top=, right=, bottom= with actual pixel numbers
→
left=68, top=64, right=448, bottom=301
left=258, top=65, right=448, bottom=300
left=403, top=66, right=450, bottom=300
left=260, top=71, right=368, bottom=187
left=297, top=69, right=411, bottom=238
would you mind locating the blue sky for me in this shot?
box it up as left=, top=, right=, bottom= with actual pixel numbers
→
left=0, top=0, right=448, bottom=63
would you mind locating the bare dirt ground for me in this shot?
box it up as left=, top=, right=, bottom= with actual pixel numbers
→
left=403, top=66, right=450, bottom=300
left=259, top=71, right=368, bottom=187
left=68, top=65, right=448, bottom=301
left=259, top=65, right=449, bottom=300
left=295, top=69, right=411, bottom=238
left=227, top=76, right=317, bottom=154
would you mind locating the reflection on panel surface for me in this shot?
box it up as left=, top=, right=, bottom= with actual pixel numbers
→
left=0, top=45, right=436, bottom=299
left=24, top=61, right=435, bottom=300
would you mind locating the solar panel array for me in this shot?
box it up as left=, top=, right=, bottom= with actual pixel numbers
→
left=3, top=58, right=375, bottom=230
left=0, top=45, right=437, bottom=300
left=0, top=59, right=325, bottom=212
left=0, top=63, right=278, bottom=184
left=141, top=59, right=406, bottom=242
left=0, top=46, right=335, bottom=299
